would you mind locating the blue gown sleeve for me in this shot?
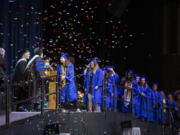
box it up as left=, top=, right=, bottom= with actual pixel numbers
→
left=106, top=82, right=113, bottom=96
left=146, top=87, right=152, bottom=98
left=174, top=101, right=177, bottom=109
left=56, top=64, right=61, bottom=83
left=152, top=92, right=156, bottom=107
left=158, top=93, right=162, bottom=106
left=65, top=63, right=75, bottom=82
left=110, top=76, right=116, bottom=96
left=95, top=68, right=104, bottom=88
left=137, top=86, right=142, bottom=95
left=83, top=69, right=89, bottom=89
left=113, top=73, right=123, bottom=96
left=132, top=85, right=138, bottom=96
left=114, top=73, right=120, bottom=85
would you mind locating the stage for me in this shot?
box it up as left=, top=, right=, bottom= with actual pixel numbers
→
left=0, top=112, right=41, bottom=127
left=0, top=110, right=172, bottom=135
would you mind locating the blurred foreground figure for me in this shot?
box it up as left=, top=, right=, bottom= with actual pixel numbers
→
left=0, top=48, right=6, bottom=92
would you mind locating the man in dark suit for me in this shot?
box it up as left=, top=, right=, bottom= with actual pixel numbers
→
left=0, top=48, right=6, bottom=92
left=13, top=49, right=30, bottom=111
left=25, top=47, right=46, bottom=110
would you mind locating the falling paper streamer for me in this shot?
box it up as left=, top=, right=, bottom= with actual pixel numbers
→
left=42, top=0, right=138, bottom=93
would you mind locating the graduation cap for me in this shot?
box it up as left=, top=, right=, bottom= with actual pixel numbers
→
left=141, top=76, right=146, bottom=80
left=168, top=92, right=174, bottom=97
left=135, top=74, right=140, bottom=78
left=106, top=65, right=115, bottom=70
left=152, top=82, right=159, bottom=87
left=104, top=65, right=116, bottom=74
left=103, top=68, right=110, bottom=73
left=127, top=69, right=134, bottom=74
left=89, top=57, right=98, bottom=63
left=160, top=89, right=165, bottom=93
left=60, top=53, right=69, bottom=59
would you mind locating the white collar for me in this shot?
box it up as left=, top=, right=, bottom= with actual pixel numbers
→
left=15, top=58, right=27, bottom=68
left=25, top=55, right=40, bottom=71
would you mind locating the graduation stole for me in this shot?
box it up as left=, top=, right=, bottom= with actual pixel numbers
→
left=128, top=90, right=132, bottom=99
left=15, top=58, right=27, bottom=69
left=127, top=82, right=132, bottom=99
left=61, top=65, right=66, bottom=88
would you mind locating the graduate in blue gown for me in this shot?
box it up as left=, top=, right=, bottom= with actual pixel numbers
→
left=138, top=76, right=150, bottom=120
left=167, top=93, right=177, bottom=124
left=133, top=74, right=140, bottom=89
left=150, top=83, right=162, bottom=122
left=113, top=68, right=121, bottom=111
left=103, top=68, right=114, bottom=111
left=132, top=74, right=141, bottom=117
left=121, top=81, right=133, bottom=113
left=103, top=66, right=119, bottom=111
left=120, top=69, right=134, bottom=113
left=148, top=83, right=158, bottom=122
left=83, top=58, right=104, bottom=112
left=57, top=54, right=77, bottom=110
left=159, top=89, right=168, bottom=124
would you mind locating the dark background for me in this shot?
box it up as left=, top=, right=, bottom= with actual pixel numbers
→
left=127, top=0, right=180, bottom=92
left=1, top=0, right=180, bottom=92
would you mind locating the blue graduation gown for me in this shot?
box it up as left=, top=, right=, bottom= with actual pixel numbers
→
left=84, top=68, right=104, bottom=106
left=138, top=86, right=150, bottom=119
left=132, top=83, right=141, bottom=117
left=83, top=69, right=90, bottom=104
left=104, top=76, right=114, bottom=110
left=112, top=73, right=120, bottom=110
left=114, top=73, right=121, bottom=98
left=151, top=91, right=162, bottom=122
left=104, top=74, right=119, bottom=110
left=57, top=63, right=77, bottom=102
left=158, top=96, right=169, bottom=124
left=147, top=88, right=154, bottom=122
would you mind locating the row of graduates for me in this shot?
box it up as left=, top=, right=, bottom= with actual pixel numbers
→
left=11, top=47, right=177, bottom=120
left=120, top=72, right=177, bottom=124
left=83, top=59, right=177, bottom=124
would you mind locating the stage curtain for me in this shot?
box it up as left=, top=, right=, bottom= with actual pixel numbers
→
left=0, top=0, right=43, bottom=75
